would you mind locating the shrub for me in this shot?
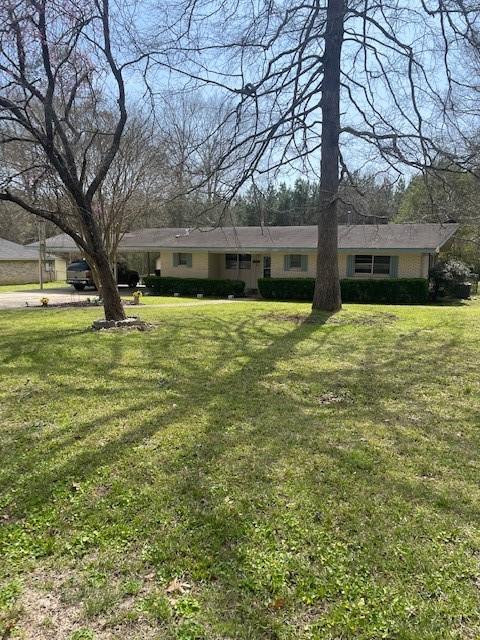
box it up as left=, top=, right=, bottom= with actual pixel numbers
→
left=258, top=278, right=314, bottom=300
left=258, top=278, right=429, bottom=304
left=341, top=278, right=429, bottom=304
left=143, top=276, right=245, bottom=297
left=429, top=258, right=473, bottom=300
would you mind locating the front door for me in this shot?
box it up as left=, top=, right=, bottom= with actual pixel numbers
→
left=263, top=255, right=271, bottom=278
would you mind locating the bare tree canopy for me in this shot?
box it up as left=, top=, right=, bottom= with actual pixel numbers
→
left=133, top=0, right=480, bottom=309
left=0, top=0, right=134, bottom=320
left=2, top=0, right=480, bottom=314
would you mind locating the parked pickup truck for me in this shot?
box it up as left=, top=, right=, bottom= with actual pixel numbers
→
left=67, top=259, right=139, bottom=290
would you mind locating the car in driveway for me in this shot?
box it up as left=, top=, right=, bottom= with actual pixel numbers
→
left=66, top=259, right=139, bottom=290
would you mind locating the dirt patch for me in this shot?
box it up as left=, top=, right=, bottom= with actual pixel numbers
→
left=10, top=568, right=159, bottom=640
left=318, top=390, right=354, bottom=405
left=327, top=311, right=399, bottom=326
left=260, top=312, right=321, bottom=325
left=16, top=578, right=84, bottom=640
left=262, top=311, right=398, bottom=326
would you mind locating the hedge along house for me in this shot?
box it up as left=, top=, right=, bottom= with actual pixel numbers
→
left=39, top=223, right=458, bottom=290
left=0, top=236, right=66, bottom=285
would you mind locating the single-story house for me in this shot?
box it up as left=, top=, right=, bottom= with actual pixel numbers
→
left=37, top=223, right=457, bottom=289
left=0, top=237, right=66, bottom=285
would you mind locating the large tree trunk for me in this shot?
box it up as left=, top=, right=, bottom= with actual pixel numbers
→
left=90, top=249, right=126, bottom=321
left=312, top=0, right=344, bottom=312
left=82, top=207, right=126, bottom=322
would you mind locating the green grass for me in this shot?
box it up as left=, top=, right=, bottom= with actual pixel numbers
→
left=1, top=299, right=480, bottom=639
left=133, top=294, right=214, bottom=306
left=0, top=280, right=64, bottom=292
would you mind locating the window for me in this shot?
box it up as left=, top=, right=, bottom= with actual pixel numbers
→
left=284, top=254, right=307, bottom=271
left=225, top=254, right=251, bottom=270
left=238, top=254, right=251, bottom=270
left=354, top=255, right=391, bottom=275
left=225, top=254, right=237, bottom=270
left=173, top=252, right=192, bottom=267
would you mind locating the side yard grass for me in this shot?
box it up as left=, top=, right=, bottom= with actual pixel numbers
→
left=0, top=281, right=64, bottom=293
left=0, top=299, right=479, bottom=639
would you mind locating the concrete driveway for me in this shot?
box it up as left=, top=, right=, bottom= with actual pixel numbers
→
left=0, top=286, right=132, bottom=310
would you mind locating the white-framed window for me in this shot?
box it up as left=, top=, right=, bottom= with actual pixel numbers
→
left=173, top=252, right=192, bottom=267
left=284, top=254, right=308, bottom=272
left=354, top=255, right=391, bottom=275
left=225, top=254, right=251, bottom=270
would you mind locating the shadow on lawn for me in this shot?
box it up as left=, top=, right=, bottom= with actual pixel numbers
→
left=1, top=305, right=479, bottom=635
left=0, top=310, right=330, bottom=497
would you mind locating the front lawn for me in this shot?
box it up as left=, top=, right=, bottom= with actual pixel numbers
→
left=0, top=281, right=64, bottom=293
left=1, top=300, right=479, bottom=639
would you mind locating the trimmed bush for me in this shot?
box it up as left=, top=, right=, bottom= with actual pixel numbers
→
left=143, top=275, right=245, bottom=297
left=341, top=278, right=429, bottom=304
left=258, top=277, right=429, bottom=304
left=258, top=278, right=314, bottom=300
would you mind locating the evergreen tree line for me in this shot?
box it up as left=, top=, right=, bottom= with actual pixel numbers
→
left=231, top=175, right=407, bottom=226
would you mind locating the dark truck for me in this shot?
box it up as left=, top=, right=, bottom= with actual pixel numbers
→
left=66, top=259, right=139, bottom=290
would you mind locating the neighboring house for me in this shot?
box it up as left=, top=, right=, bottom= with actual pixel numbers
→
left=37, top=223, right=457, bottom=290
left=0, top=237, right=66, bottom=285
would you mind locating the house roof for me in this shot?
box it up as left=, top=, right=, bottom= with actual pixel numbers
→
left=34, top=223, right=459, bottom=254
left=0, top=236, right=55, bottom=261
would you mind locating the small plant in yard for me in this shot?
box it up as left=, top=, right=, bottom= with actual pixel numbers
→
left=132, top=290, right=143, bottom=305
left=40, top=296, right=49, bottom=307
left=174, top=595, right=201, bottom=618
left=140, top=593, right=172, bottom=621
left=0, top=582, right=21, bottom=638
left=176, top=620, right=206, bottom=640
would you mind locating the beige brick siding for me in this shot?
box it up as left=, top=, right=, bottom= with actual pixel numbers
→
left=157, top=249, right=430, bottom=285
left=398, top=253, right=423, bottom=278
left=160, top=250, right=209, bottom=278
left=273, top=251, right=428, bottom=279
left=271, top=252, right=350, bottom=279
left=271, top=252, right=316, bottom=278
left=0, top=260, right=54, bottom=285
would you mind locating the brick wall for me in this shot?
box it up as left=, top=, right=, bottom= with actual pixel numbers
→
left=160, top=251, right=210, bottom=278
left=272, top=251, right=428, bottom=279
left=0, top=260, right=44, bottom=284
left=271, top=252, right=316, bottom=278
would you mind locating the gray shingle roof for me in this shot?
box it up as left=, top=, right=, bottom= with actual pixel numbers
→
left=34, top=223, right=458, bottom=254
left=0, top=237, right=53, bottom=261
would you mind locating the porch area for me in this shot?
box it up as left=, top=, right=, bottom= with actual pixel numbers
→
left=206, top=253, right=271, bottom=290
left=157, top=250, right=272, bottom=291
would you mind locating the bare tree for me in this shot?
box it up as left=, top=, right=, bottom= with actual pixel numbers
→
left=155, top=95, right=240, bottom=227
left=137, top=0, right=472, bottom=311
left=87, top=115, right=162, bottom=266
left=0, top=0, right=132, bottom=321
